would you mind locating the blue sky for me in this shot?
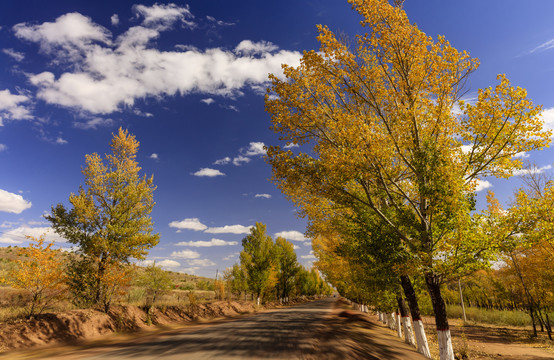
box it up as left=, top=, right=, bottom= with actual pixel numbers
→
left=1, top=1, right=554, bottom=277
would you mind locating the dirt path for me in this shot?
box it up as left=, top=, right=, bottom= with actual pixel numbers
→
left=1, top=298, right=425, bottom=360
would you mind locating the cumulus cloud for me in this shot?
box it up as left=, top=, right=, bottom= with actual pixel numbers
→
left=214, top=157, right=230, bottom=165
left=205, top=224, right=252, bottom=234
left=540, top=107, right=554, bottom=134
left=284, top=143, right=299, bottom=149
left=0, top=189, right=32, bottom=214
left=474, top=179, right=493, bottom=192
left=188, top=258, right=216, bottom=267
left=149, top=153, right=159, bottom=160
left=142, top=259, right=181, bottom=268
left=193, top=168, right=225, bottom=177
left=169, top=218, right=208, bottom=231
left=301, top=250, right=316, bottom=260
left=171, top=249, right=200, bottom=259
left=0, top=226, right=65, bottom=244
left=235, top=40, right=278, bottom=56
left=133, top=3, right=195, bottom=29
left=110, top=14, right=119, bottom=26
left=512, top=165, right=553, bottom=176
left=275, top=230, right=307, bottom=242
left=223, top=252, right=239, bottom=261
left=13, top=8, right=301, bottom=115
left=176, top=238, right=238, bottom=247
left=56, top=137, right=68, bottom=144
left=2, top=48, right=25, bottom=61
left=0, top=89, right=33, bottom=124
left=201, top=98, right=215, bottom=105
left=232, top=155, right=250, bottom=166
left=244, top=142, right=266, bottom=156
left=254, top=194, right=271, bottom=199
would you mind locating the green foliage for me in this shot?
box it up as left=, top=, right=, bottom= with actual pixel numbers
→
left=46, top=128, right=159, bottom=312
left=135, top=262, right=173, bottom=306
left=240, top=222, right=275, bottom=302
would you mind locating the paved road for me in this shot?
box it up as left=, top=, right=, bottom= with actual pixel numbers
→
left=81, top=298, right=333, bottom=360
left=8, top=298, right=427, bottom=359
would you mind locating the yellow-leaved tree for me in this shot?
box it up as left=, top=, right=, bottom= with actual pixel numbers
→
left=3, top=235, right=66, bottom=318
left=46, top=128, right=159, bottom=312
left=265, top=0, right=550, bottom=358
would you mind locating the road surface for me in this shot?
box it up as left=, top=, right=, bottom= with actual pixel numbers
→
left=6, top=298, right=427, bottom=359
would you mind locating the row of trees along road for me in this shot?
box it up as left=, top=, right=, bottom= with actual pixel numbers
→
left=225, top=222, right=332, bottom=305
left=264, top=0, right=551, bottom=359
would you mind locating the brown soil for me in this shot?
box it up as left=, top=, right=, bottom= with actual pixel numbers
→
left=419, top=315, right=554, bottom=360
left=0, top=300, right=264, bottom=354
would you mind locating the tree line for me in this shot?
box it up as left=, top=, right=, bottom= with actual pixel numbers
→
left=224, top=222, right=332, bottom=306
left=263, top=0, right=552, bottom=359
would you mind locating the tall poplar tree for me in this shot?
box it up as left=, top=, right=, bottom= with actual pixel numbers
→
left=265, top=0, right=550, bottom=358
left=47, top=128, right=159, bottom=311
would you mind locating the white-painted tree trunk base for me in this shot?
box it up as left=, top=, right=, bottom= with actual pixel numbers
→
left=401, top=316, right=416, bottom=346
left=396, top=312, right=402, bottom=338
left=257, top=297, right=260, bottom=306
left=387, top=313, right=396, bottom=330
left=413, top=319, right=431, bottom=358
left=437, top=329, right=455, bottom=360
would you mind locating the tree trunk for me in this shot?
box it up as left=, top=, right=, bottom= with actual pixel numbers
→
left=396, top=310, right=402, bottom=338
left=397, top=295, right=416, bottom=346
left=458, top=279, right=467, bottom=323
left=400, top=275, right=431, bottom=358
left=425, top=272, right=454, bottom=360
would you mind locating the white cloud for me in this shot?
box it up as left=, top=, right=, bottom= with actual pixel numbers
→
left=232, top=155, right=250, bottom=166
left=205, top=224, right=252, bottom=234
left=201, top=98, right=215, bottom=105
left=540, top=107, right=554, bottom=134
left=235, top=40, right=278, bottom=56
left=56, top=137, right=68, bottom=144
left=214, top=157, right=230, bottom=165
left=284, top=143, right=299, bottom=149
left=13, top=8, right=301, bottom=115
left=176, top=238, right=238, bottom=247
left=0, top=226, right=65, bottom=244
left=73, top=117, right=114, bottom=130
left=2, top=48, right=25, bottom=62
left=157, top=259, right=181, bottom=268
left=474, top=179, right=493, bottom=192
left=169, top=218, right=208, bottom=231
left=244, top=142, right=266, bottom=156
left=275, top=230, right=307, bottom=242
left=512, top=165, right=553, bottom=177
left=188, top=258, right=216, bottom=267
left=293, top=245, right=300, bottom=250
left=149, top=153, right=159, bottom=160
left=301, top=250, right=316, bottom=260
left=110, top=14, right=119, bottom=26
left=193, top=168, right=225, bottom=177
left=513, top=152, right=530, bottom=159
left=531, top=39, right=554, bottom=53
left=223, top=252, right=239, bottom=261
left=14, top=12, right=112, bottom=61
left=303, top=241, right=311, bottom=246
left=171, top=249, right=200, bottom=259
left=182, top=266, right=200, bottom=274
left=133, top=3, right=195, bottom=29
left=254, top=193, right=271, bottom=199
left=0, top=189, right=32, bottom=214
left=0, top=89, right=32, bottom=123
left=0, top=144, right=6, bottom=152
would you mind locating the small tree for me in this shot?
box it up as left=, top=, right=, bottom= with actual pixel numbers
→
left=240, top=222, right=275, bottom=305
left=47, top=128, right=159, bottom=312
left=3, top=235, right=66, bottom=318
